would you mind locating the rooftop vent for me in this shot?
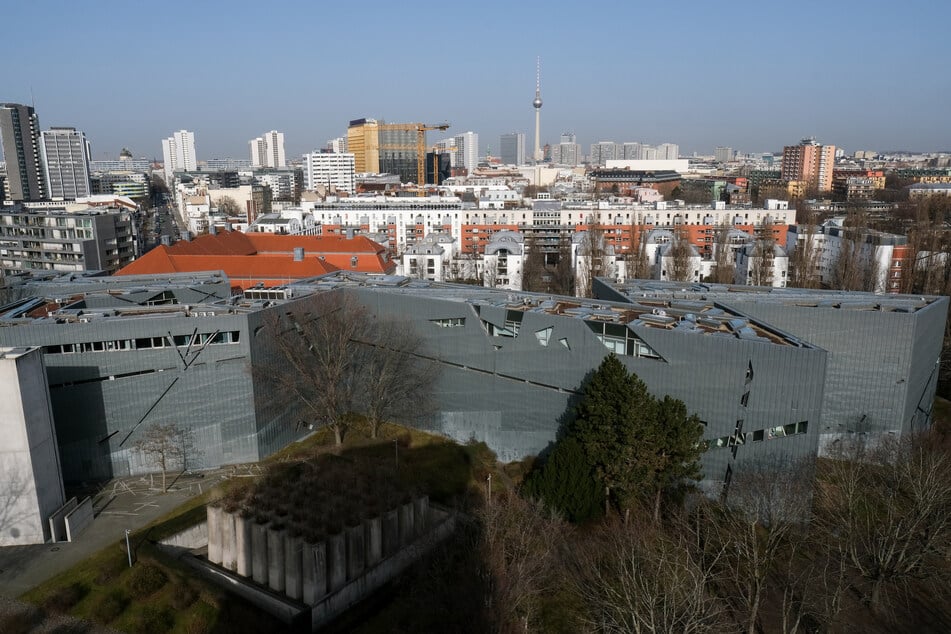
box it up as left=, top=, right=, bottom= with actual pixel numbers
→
left=294, top=247, right=304, bottom=262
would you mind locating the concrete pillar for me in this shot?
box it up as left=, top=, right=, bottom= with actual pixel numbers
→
left=413, top=496, right=429, bottom=534
left=328, top=532, right=346, bottom=592
left=346, top=524, right=365, bottom=580
left=221, top=510, right=237, bottom=571
left=251, top=521, right=269, bottom=585
left=382, top=509, right=400, bottom=557
left=267, top=526, right=286, bottom=593
left=399, top=502, right=415, bottom=547
left=284, top=534, right=303, bottom=600
left=365, top=516, right=382, bottom=567
left=206, top=506, right=222, bottom=565
left=235, top=515, right=252, bottom=577
left=313, top=541, right=328, bottom=602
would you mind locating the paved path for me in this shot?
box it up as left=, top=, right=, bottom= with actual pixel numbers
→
left=0, top=469, right=241, bottom=598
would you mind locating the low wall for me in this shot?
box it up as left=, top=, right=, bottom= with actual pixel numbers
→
left=48, top=497, right=77, bottom=543
left=64, top=497, right=93, bottom=542
left=157, top=521, right=208, bottom=554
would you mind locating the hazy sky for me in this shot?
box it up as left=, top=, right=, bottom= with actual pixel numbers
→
left=3, top=0, right=949, bottom=161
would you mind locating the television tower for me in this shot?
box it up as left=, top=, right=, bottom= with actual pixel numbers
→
left=532, top=57, right=543, bottom=163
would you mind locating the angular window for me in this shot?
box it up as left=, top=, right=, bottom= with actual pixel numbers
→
left=431, top=317, right=465, bottom=328
left=535, top=327, right=553, bottom=346
left=559, top=338, right=570, bottom=350
left=797, top=421, right=808, bottom=434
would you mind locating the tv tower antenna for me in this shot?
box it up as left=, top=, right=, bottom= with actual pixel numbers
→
left=532, top=57, right=543, bottom=163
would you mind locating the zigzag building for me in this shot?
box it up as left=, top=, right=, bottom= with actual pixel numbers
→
left=0, top=271, right=943, bottom=497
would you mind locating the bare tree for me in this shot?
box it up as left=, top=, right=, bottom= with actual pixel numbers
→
left=214, top=195, right=242, bottom=217
left=627, top=224, right=651, bottom=280
left=577, top=221, right=609, bottom=298
left=257, top=292, right=371, bottom=445
left=814, top=433, right=951, bottom=612
left=480, top=492, right=568, bottom=632
left=572, top=519, right=729, bottom=633
left=668, top=228, right=693, bottom=282
left=134, top=423, right=193, bottom=493
left=749, top=223, right=776, bottom=287
left=356, top=319, right=436, bottom=439
left=788, top=215, right=822, bottom=289
left=710, top=224, right=736, bottom=284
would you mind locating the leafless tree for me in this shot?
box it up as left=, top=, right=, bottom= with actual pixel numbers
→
left=571, top=519, right=730, bottom=634
left=813, top=433, right=951, bottom=612
left=668, top=228, right=693, bottom=282
left=749, top=223, right=777, bottom=287
left=133, top=423, right=194, bottom=493
left=788, top=216, right=822, bottom=289
left=257, top=292, right=372, bottom=445
left=480, top=492, right=569, bottom=632
left=356, top=319, right=436, bottom=439
left=214, top=195, right=242, bottom=217
left=577, top=221, right=609, bottom=298
left=627, top=225, right=651, bottom=280
left=710, top=224, right=736, bottom=284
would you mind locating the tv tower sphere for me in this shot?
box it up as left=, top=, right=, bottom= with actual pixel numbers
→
left=533, top=95, right=543, bottom=109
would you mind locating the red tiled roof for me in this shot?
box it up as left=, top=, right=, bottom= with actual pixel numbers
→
left=117, top=231, right=395, bottom=288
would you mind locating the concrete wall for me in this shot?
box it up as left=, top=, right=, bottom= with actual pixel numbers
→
left=64, top=496, right=93, bottom=541
left=0, top=347, right=65, bottom=546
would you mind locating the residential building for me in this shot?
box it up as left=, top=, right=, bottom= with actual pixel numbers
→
left=302, top=152, right=356, bottom=194
left=714, top=146, right=735, bottom=163
left=249, top=130, right=286, bottom=168
left=551, top=132, right=581, bottom=166
left=657, top=143, right=680, bottom=160
left=589, top=141, right=618, bottom=166
left=781, top=138, right=836, bottom=192
left=0, top=205, right=136, bottom=274
left=499, top=132, right=525, bottom=166
left=161, top=130, right=197, bottom=182
left=0, top=103, right=46, bottom=201
left=40, top=127, right=92, bottom=200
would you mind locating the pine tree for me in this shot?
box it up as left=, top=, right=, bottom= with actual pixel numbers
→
left=523, top=436, right=604, bottom=523
left=649, top=395, right=705, bottom=520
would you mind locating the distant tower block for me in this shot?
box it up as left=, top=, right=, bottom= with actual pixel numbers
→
left=533, top=57, right=543, bottom=163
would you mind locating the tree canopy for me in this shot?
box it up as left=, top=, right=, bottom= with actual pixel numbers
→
left=527, top=354, right=705, bottom=521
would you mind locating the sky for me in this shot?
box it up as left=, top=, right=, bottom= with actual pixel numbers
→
left=3, top=0, right=949, bottom=162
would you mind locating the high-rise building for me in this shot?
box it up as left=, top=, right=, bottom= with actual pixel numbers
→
left=249, top=130, right=286, bottom=168
left=302, top=152, right=355, bottom=194
left=0, top=103, right=47, bottom=201
left=781, top=138, right=836, bottom=193
left=378, top=125, right=419, bottom=183
left=552, top=132, right=580, bottom=166
left=347, top=119, right=380, bottom=174
left=40, top=127, right=91, bottom=200
left=453, top=131, right=479, bottom=174
left=637, top=145, right=657, bottom=160
left=657, top=143, right=679, bottom=160
left=590, top=141, right=618, bottom=166
left=622, top=142, right=641, bottom=160
left=161, top=130, right=197, bottom=182
left=499, top=133, right=525, bottom=166
left=326, top=137, right=347, bottom=154
left=715, top=146, right=735, bottom=163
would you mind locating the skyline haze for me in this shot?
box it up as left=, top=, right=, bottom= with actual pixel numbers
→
left=2, top=0, right=949, bottom=161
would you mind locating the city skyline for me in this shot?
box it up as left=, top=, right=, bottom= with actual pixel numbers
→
left=2, top=1, right=949, bottom=161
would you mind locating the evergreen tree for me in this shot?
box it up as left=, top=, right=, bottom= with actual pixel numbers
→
left=649, top=395, right=705, bottom=520
left=570, top=355, right=660, bottom=516
left=523, top=436, right=604, bottom=523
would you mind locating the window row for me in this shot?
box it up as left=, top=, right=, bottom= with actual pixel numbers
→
left=711, top=421, right=808, bottom=448
left=43, top=331, right=241, bottom=355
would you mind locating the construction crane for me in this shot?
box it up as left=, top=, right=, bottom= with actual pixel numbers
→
left=378, top=122, right=450, bottom=195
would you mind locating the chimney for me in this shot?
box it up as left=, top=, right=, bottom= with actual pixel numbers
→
left=209, top=224, right=217, bottom=235
left=294, top=247, right=304, bottom=262
left=345, top=227, right=355, bottom=240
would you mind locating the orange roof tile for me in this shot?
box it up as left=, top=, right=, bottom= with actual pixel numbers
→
left=116, top=231, right=395, bottom=288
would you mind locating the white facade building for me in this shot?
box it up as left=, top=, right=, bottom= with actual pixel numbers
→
left=40, top=127, right=91, bottom=200
left=161, top=130, right=197, bottom=182
left=303, top=152, right=356, bottom=194
left=657, top=143, right=680, bottom=160
left=453, top=132, right=479, bottom=174
left=249, top=130, right=286, bottom=168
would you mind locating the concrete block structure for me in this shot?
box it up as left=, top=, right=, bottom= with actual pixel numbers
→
left=0, top=346, right=65, bottom=545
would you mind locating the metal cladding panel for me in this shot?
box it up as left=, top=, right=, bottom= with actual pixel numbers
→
left=346, top=288, right=827, bottom=480
left=906, top=297, right=949, bottom=432
left=0, top=314, right=259, bottom=481
left=725, top=299, right=938, bottom=443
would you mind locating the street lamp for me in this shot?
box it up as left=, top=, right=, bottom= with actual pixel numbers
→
left=125, top=529, right=133, bottom=567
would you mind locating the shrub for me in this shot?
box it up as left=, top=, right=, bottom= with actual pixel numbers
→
left=129, top=605, right=174, bottom=634
left=126, top=564, right=168, bottom=598
left=89, top=590, right=127, bottom=624
left=0, top=597, right=43, bottom=634
left=41, top=583, right=87, bottom=614
left=95, top=553, right=128, bottom=585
